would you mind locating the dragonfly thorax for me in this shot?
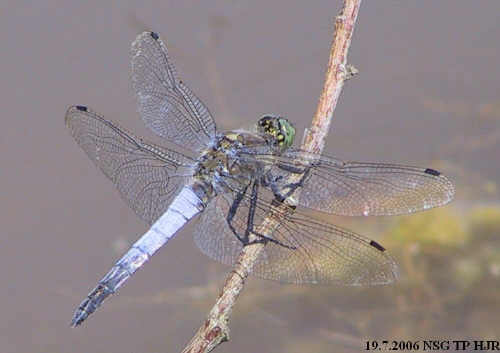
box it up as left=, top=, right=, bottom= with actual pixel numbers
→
left=193, top=131, right=270, bottom=196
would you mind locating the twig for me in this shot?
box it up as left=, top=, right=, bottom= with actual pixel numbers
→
left=181, top=1, right=362, bottom=352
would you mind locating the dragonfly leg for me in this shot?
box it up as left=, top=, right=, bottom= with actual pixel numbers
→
left=262, top=172, right=286, bottom=201
left=226, top=184, right=249, bottom=244
left=225, top=181, right=297, bottom=250
left=262, top=166, right=311, bottom=203
left=243, top=181, right=259, bottom=239
left=245, top=181, right=297, bottom=250
left=247, top=233, right=297, bottom=250
left=281, top=168, right=311, bottom=202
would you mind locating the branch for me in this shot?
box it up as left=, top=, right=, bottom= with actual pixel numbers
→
left=181, top=1, right=362, bottom=352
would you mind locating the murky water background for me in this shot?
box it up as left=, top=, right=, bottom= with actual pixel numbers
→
left=1, top=1, right=499, bottom=352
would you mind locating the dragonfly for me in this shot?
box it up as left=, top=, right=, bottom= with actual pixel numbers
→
left=66, top=31, right=455, bottom=327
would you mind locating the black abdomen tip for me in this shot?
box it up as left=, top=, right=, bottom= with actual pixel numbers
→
left=424, top=168, right=441, bottom=176
left=369, top=240, right=385, bottom=252
left=75, top=105, right=88, bottom=112
left=150, top=32, right=159, bottom=40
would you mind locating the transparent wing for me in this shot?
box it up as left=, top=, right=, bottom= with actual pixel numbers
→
left=194, top=186, right=398, bottom=285
left=239, top=149, right=455, bottom=216
left=194, top=194, right=245, bottom=267
left=131, top=31, right=216, bottom=151
left=65, top=105, right=194, bottom=225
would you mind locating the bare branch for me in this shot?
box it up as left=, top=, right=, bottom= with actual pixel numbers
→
left=181, top=1, right=363, bottom=352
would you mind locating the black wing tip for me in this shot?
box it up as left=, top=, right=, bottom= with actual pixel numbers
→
left=369, top=240, right=386, bottom=252
left=65, top=105, right=88, bottom=126
left=75, top=105, right=88, bottom=112
left=150, top=31, right=159, bottom=40
left=424, top=168, right=441, bottom=176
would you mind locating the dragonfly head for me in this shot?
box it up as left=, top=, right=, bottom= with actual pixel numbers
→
left=257, top=115, right=296, bottom=151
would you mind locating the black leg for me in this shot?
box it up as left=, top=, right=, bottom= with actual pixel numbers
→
left=248, top=233, right=297, bottom=250
left=226, top=185, right=249, bottom=244
left=244, top=181, right=297, bottom=250
left=266, top=166, right=311, bottom=202
left=262, top=172, right=286, bottom=202
left=280, top=167, right=311, bottom=200
left=244, top=181, right=259, bottom=239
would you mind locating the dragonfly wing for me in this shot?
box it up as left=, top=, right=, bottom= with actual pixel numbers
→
left=194, top=194, right=245, bottom=268
left=256, top=211, right=398, bottom=285
left=131, top=31, right=216, bottom=151
left=65, top=105, right=194, bottom=224
left=243, top=149, right=455, bottom=216
left=194, top=185, right=398, bottom=285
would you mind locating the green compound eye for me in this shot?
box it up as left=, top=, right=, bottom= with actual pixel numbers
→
left=278, top=118, right=295, bottom=149
left=257, top=115, right=296, bottom=150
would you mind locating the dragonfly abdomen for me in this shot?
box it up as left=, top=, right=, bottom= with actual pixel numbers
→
left=71, top=185, right=205, bottom=326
